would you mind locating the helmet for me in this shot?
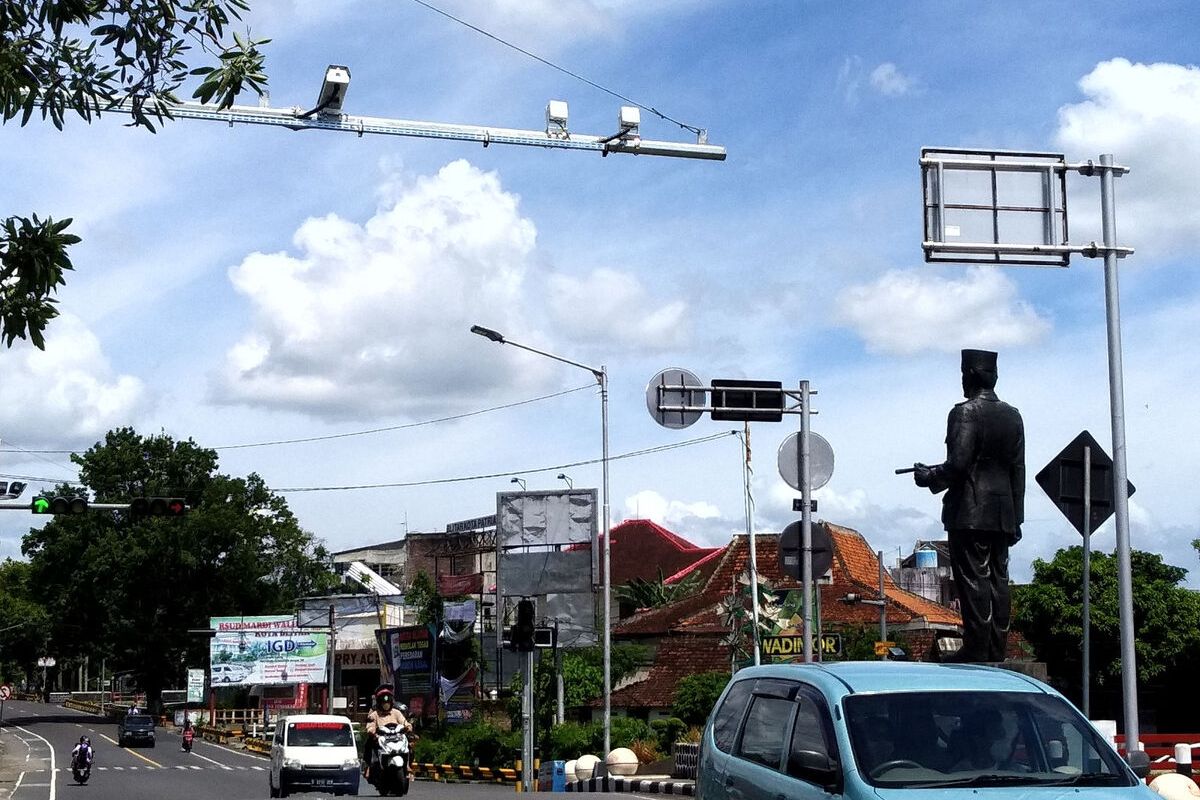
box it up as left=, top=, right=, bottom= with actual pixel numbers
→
left=373, top=685, right=394, bottom=707
left=80, top=736, right=87, bottom=744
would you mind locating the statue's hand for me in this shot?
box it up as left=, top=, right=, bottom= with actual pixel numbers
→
left=1009, top=526, right=1022, bottom=546
left=913, top=463, right=933, bottom=488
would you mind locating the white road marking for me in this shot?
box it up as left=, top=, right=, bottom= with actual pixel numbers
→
left=251, top=765, right=265, bottom=771
left=175, top=765, right=189, bottom=770
left=10, top=722, right=56, bottom=800
left=13, top=771, right=25, bottom=793
left=189, top=764, right=203, bottom=770
left=187, top=750, right=233, bottom=770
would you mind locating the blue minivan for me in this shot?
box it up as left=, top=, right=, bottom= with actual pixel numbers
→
left=698, top=662, right=1153, bottom=800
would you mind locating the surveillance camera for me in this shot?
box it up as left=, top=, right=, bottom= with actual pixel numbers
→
left=546, top=100, right=568, bottom=135
left=618, top=105, right=640, bottom=134
left=316, top=65, right=351, bottom=115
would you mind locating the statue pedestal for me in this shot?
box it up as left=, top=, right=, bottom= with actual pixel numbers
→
left=974, top=661, right=1049, bottom=682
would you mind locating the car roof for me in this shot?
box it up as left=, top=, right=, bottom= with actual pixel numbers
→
left=731, top=661, right=1054, bottom=702
left=284, top=714, right=354, bottom=725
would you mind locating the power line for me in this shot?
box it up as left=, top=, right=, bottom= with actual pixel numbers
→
left=407, top=0, right=706, bottom=137
left=277, top=430, right=738, bottom=493
left=0, top=384, right=594, bottom=455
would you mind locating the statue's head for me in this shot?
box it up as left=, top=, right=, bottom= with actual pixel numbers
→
left=961, top=349, right=998, bottom=397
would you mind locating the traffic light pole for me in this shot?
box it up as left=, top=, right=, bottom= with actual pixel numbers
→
left=522, top=648, right=535, bottom=793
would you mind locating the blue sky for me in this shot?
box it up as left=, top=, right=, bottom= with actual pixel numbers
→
left=2, top=0, right=1199, bottom=586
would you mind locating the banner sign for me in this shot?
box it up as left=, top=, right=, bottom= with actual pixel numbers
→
left=762, top=633, right=843, bottom=660
left=377, top=625, right=436, bottom=717
left=438, top=572, right=483, bottom=596
left=186, top=669, right=205, bottom=703
left=209, top=615, right=328, bottom=687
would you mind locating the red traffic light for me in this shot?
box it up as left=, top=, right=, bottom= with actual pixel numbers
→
left=129, top=497, right=188, bottom=518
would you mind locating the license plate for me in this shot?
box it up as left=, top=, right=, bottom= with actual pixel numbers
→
left=313, top=779, right=335, bottom=786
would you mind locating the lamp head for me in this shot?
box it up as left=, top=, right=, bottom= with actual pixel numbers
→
left=471, top=325, right=505, bottom=343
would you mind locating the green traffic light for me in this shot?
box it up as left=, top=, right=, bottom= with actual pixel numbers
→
left=32, top=497, right=50, bottom=514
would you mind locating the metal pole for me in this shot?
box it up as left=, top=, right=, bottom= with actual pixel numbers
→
left=1099, top=152, right=1139, bottom=752
left=100, top=658, right=105, bottom=717
left=326, top=604, right=336, bottom=713
left=523, top=649, right=535, bottom=792
left=555, top=626, right=564, bottom=725
left=799, top=381, right=814, bottom=663
left=742, top=424, right=762, bottom=666
left=600, top=365, right=612, bottom=758
left=878, top=551, right=888, bottom=643
left=1082, top=446, right=1092, bottom=718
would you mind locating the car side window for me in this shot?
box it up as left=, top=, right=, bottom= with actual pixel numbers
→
left=789, top=695, right=830, bottom=760
left=736, top=695, right=796, bottom=770
left=713, top=679, right=754, bottom=753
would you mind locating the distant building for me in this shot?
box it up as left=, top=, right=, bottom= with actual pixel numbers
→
left=892, top=540, right=957, bottom=609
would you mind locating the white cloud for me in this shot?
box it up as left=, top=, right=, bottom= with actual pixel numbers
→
left=0, top=314, right=148, bottom=445
left=1055, top=59, right=1200, bottom=254
left=835, top=268, right=1051, bottom=355
left=547, top=268, right=687, bottom=351
left=621, top=489, right=736, bottom=546
left=837, top=56, right=864, bottom=104
left=869, top=62, right=915, bottom=97
left=216, top=159, right=686, bottom=419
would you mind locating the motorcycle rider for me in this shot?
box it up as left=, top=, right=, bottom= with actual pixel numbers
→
left=182, top=718, right=195, bottom=752
left=72, top=736, right=94, bottom=770
left=364, top=686, right=410, bottom=781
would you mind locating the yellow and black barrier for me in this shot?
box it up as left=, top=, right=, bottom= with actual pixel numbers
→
left=409, top=762, right=520, bottom=785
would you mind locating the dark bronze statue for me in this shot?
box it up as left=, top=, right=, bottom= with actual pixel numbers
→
left=908, top=349, right=1025, bottom=662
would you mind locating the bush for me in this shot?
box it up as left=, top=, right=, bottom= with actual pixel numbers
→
left=629, top=738, right=662, bottom=764
left=610, top=716, right=654, bottom=750
left=671, top=672, right=730, bottom=725
left=547, top=721, right=599, bottom=761
left=650, top=717, right=688, bottom=753
left=410, top=721, right=521, bottom=768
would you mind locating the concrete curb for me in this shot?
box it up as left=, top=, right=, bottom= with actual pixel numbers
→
left=566, top=776, right=696, bottom=795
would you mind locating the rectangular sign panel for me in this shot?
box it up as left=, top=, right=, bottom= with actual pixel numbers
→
left=209, top=615, right=328, bottom=687
left=186, top=669, right=205, bottom=703
left=377, top=625, right=436, bottom=718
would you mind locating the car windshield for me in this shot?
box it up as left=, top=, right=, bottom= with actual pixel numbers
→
left=287, top=722, right=353, bottom=748
left=843, top=691, right=1133, bottom=789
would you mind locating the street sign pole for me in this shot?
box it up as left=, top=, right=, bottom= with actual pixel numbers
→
left=522, top=648, right=535, bottom=792
left=742, top=424, right=761, bottom=666
left=799, top=381, right=814, bottom=664
left=1082, top=446, right=1092, bottom=718
left=1099, top=153, right=1139, bottom=752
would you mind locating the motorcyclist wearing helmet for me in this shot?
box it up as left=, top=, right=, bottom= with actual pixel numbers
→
left=364, top=686, right=410, bottom=779
left=72, top=735, right=94, bottom=766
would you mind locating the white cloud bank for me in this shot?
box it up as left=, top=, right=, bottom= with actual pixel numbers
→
left=834, top=268, right=1051, bottom=356
left=0, top=314, right=147, bottom=444
left=1056, top=58, right=1200, bottom=254
left=216, top=160, right=686, bottom=419
left=869, top=62, right=916, bottom=97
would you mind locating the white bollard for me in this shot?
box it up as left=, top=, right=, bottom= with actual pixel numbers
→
left=1177, top=744, right=1193, bottom=778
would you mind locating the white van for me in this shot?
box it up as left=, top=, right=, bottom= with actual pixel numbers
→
left=211, top=663, right=252, bottom=683
left=268, top=714, right=360, bottom=797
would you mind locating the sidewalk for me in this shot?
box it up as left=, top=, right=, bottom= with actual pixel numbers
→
left=566, top=775, right=696, bottom=795
left=0, top=729, right=24, bottom=800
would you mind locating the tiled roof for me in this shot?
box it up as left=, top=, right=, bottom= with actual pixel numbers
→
left=601, top=519, right=721, bottom=586
left=603, top=635, right=732, bottom=709
left=614, top=522, right=961, bottom=638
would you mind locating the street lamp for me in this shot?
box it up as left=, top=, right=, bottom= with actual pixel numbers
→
left=471, top=324, right=613, bottom=756
left=557, top=473, right=574, bottom=490
left=510, top=477, right=527, bottom=491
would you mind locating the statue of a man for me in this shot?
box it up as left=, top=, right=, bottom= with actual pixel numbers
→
left=913, top=349, right=1025, bottom=662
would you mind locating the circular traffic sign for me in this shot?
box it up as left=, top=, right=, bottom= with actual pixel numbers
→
left=777, top=432, right=835, bottom=491
left=0, top=684, right=12, bottom=700
left=645, top=368, right=705, bottom=429
left=779, top=521, right=834, bottom=580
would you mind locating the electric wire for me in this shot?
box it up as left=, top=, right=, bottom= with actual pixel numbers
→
left=276, top=430, right=737, bottom=493
left=0, top=384, right=594, bottom=455
left=407, top=0, right=705, bottom=137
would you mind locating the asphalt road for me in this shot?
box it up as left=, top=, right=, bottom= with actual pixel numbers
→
left=0, top=701, right=530, bottom=800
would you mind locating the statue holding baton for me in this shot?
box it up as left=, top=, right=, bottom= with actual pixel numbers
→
left=901, top=349, right=1025, bottom=662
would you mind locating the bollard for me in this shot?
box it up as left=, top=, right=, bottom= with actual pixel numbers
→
left=1176, top=743, right=1193, bottom=778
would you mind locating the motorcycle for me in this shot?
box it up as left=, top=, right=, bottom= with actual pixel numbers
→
left=182, top=726, right=195, bottom=753
left=366, top=722, right=411, bottom=797
left=72, top=746, right=93, bottom=784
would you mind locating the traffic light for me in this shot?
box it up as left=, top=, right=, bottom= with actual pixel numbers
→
left=513, top=599, right=536, bottom=652
left=30, top=495, right=88, bottom=515
left=129, top=497, right=188, bottom=518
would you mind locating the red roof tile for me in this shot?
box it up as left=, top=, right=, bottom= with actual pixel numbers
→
left=613, top=522, right=960, bottom=638
left=604, top=635, right=733, bottom=709
left=600, top=519, right=721, bottom=586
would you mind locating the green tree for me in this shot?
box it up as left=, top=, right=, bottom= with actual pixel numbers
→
left=616, top=568, right=701, bottom=612
left=1013, top=546, right=1200, bottom=691
left=21, top=427, right=337, bottom=709
left=671, top=671, right=729, bottom=725
left=1, top=0, right=268, bottom=348
left=405, top=571, right=442, bottom=626
left=0, top=559, right=51, bottom=681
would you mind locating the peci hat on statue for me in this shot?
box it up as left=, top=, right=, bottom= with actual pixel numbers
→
left=961, top=349, right=998, bottom=372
